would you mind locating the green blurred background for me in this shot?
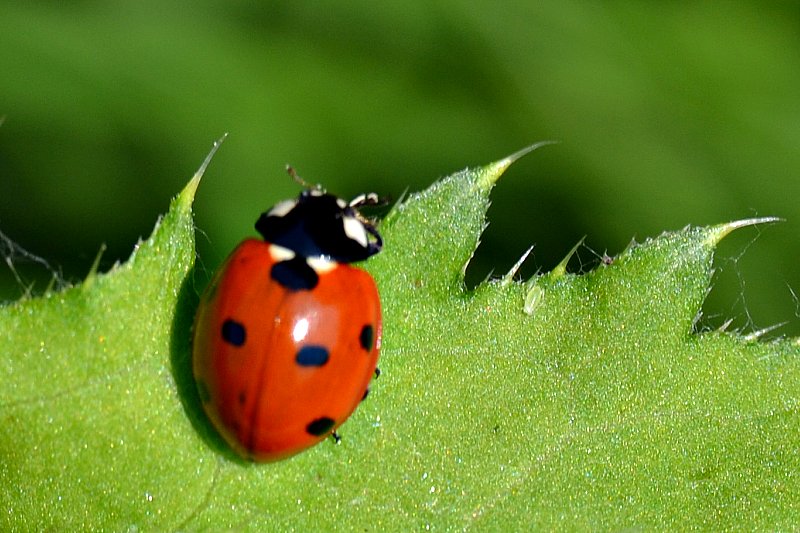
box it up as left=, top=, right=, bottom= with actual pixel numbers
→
left=1, top=2, right=798, bottom=334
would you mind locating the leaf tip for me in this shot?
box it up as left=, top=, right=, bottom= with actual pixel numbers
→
left=549, top=236, right=585, bottom=279
left=743, top=322, right=787, bottom=342
left=81, top=243, right=108, bottom=291
left=500, top=245, right=534, bottom=286
left=716, top=317, right=734, bottom=333
left=705, top=216, right=783, bottom=247
left=178, top=133, right=228, bottom=208
left=477, top=140, right=558, bottom=190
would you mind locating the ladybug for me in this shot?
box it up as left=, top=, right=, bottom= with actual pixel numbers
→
left=192, top=185, right=383, bottom=462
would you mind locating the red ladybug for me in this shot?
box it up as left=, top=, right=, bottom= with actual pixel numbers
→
left=193, top=187, right=382, bottom=462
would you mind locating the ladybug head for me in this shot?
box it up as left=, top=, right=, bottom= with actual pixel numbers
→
left=255, top=189, right=382, bottom=263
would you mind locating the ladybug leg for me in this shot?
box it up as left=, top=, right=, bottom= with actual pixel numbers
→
left=349, top=192, right=386, bottom=208
left=285, top=164, right=323, bottom=192
left=345, top=195, right=384, bottom=254
left=331, top=431, right=342, bottom=445
left=360, top=368, right=381, bottom=402
left=361, top=221, right=383, bottom=254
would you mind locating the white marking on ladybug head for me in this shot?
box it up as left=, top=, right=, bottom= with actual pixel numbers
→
left=336, top=197, right=348, bottom=209
left=268, top=244, right=296, bottom=262
left=306, top=256, right=337, bottom=274
left=266, top=199, right=297, bottom=218
left=343, top=216, right=369, bottom=249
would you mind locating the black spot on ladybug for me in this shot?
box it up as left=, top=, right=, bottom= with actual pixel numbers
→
left=295, top=345, right=330, bottom=367
left=361, top=387, right=370, bottom=402
left=221, top=319, right=246, bottom=346
left=238, top=391, right=246, bottom=405
left=306, top=417, right=335, bottom=437
left=270, top=257, right=319, bottom=291
left=359, top=324, right=374, bottom=352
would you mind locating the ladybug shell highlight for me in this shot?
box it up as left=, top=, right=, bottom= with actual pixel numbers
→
left=193, top=190, right=382, bottom=462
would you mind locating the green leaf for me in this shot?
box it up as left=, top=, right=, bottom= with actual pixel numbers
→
left=2, top=145, right=799, bottom=530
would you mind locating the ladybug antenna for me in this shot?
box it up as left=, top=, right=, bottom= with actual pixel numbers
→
left=285, top=164, right=324, bottom=192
